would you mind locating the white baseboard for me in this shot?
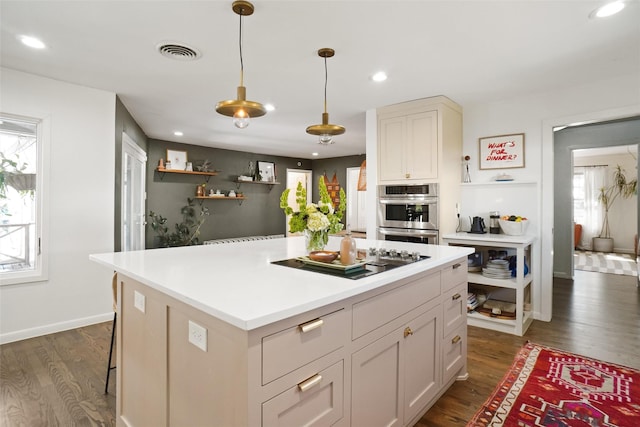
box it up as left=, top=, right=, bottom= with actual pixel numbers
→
left=0, top=312, right=113, bottom=345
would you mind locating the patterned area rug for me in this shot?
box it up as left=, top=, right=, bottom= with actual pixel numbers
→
left=467, top=342, right=640, bottom=426
left=574, top=250, right=637, bottom=277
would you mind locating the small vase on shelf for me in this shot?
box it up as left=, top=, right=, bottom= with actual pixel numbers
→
left=305, top=229, right=329, bottom=253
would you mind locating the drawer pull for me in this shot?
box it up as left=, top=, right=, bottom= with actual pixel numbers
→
left=299, top=318, right=323, bottom=333
left=404, top=327, right=413, bottom=338
left=298, top=374, right=322, bottom=392
left=452, top=293, right=462, bottom=301
left=451, top=335, right=461, bottom=344
left=452, top=263, right=462, bottom=269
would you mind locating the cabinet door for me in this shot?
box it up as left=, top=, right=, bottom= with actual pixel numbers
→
left=378, top=115, right=406, bottom=182
left=351, top=330, right=403, bottom=427
left=443, top=283, right=466, bottom=338
left=119, top=279, right=168, bottom=427
left=406, top=111, right=438, bottom=181
left=442, top=323, right=466, bottom=385
left=403, top=305, right=441, bottom=423
left=262, top=360, right=344, bottom=427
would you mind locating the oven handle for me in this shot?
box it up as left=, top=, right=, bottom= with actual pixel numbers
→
left=379, top=197, right=438, bottom=205
left=378, top=227, right=439, bottom=238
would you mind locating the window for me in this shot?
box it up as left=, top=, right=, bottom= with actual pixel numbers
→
left=0, top=114, right=48, bottom=285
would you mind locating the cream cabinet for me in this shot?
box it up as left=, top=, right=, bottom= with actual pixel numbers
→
left=376, top=95, right=462, bottom=186
left=376, top=96, right=463, bottom=240
left=115, top=257, right=468, bottom=427
left=378, top=110, right=438, bottom=182
left=351, top=305, right=440, bottom=427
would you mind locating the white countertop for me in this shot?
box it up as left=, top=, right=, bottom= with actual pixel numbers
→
left=90, top=236, right=473, bottom=331
left=442, top=232, right=536, bottom=245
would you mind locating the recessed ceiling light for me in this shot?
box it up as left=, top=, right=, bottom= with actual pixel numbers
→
left=372, top=71, right=388, bottom=82
left=312, top=152, right=319, bottom=156
left=590, top=1, right=625, bottom=18
left=18, top=35, right=46, bottom=49
left=265, top=104, right=275, bottom=112
left=174, top=131, right=183, bottom=136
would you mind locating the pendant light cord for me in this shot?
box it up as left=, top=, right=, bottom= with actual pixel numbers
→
left=323, top=55, right=328, bottom=114
left=238, top=11, right=244, bottom=86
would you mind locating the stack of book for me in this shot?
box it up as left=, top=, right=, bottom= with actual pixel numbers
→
left=467, top=292, right=480, bottom=312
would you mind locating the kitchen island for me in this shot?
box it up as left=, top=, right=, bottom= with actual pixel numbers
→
left=91, top=236, right=473, bottom=427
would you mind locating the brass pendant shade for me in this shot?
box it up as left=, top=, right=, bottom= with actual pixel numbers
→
left=215, top=1, right=266, bottom=128
left=306, top=48, right=345, bottom=144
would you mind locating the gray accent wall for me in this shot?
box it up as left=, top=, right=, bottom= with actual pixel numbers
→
left=146, top=140, right=364, bottom=248
left=115, top=97, right=148, bottom=252
left=553, top=117, right=640, bottom=277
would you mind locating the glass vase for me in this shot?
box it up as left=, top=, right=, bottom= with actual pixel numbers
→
left=305, top=229, right=329, bottom=253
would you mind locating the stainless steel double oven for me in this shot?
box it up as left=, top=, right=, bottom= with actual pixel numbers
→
left=377, top=183, right=439, bottom=244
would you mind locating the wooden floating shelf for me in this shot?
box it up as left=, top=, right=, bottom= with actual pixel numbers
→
left=195, top=196, right=246, bottom=200
left=157, top=168, right=219, bottom=176
left=235, top=179, right=280, bottom=185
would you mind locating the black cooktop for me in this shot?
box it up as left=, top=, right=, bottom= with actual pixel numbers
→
left=271, top=252, right=430, bottom=280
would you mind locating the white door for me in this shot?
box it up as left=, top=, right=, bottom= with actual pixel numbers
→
left=121, top=133, right=147, bottom=251
left=285, top=169, right=312, bottom=236
left=346, top=167, right=367, bottom=232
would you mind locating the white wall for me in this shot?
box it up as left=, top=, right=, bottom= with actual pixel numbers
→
left=461, top=73, right=640, bottom=322
left=0, top=68, right=116, bottom=343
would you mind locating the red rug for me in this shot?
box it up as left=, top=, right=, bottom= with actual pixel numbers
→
left=467, top=342, right=640, bottom=426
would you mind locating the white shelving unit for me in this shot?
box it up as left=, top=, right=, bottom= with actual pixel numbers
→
left=442, top=233, right=535, bottom=336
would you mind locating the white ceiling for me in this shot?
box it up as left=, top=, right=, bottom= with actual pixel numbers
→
left=2, top=0, right=639, bottom=159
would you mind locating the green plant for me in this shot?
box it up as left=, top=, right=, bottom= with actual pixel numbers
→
left=149, top=198, right=210, bottom=247
left=280, top=178, right=346, bottom=250
left=597, top=165, right=637, bottom=239
left=0, top=152, right=28, bottom=199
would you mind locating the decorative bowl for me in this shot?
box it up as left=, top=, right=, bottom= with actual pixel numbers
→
left=308, top=250, right=339, bottom=263
left=499, top=219, right=528, bottom=236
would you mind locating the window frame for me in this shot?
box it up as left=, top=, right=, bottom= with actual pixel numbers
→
left=0, top=112, right=50, bottom=286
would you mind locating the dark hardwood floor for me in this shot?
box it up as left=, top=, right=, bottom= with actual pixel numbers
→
left=1, top=270, right=638, bottom=427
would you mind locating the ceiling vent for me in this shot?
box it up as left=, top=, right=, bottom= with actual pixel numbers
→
left=157, top=42, right=201, bottom=61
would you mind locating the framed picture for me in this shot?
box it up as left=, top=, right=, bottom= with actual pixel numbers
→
left=479, top=133, right=525, bottom=170
left=166, top=149, right=188, bottom=170
left=257, top=161, right=276, bottom=182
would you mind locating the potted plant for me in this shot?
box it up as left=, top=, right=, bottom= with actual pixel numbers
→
left=593, top=165, right=637, bottom=252
left=149, top=198, right=210, bottom=247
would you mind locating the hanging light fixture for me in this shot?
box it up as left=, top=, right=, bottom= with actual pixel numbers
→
left=306, top=48, right=345, bottom=144
left=216, top=1, right=266, bottom=129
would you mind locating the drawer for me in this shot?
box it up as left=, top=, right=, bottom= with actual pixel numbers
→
left=352, top=270, right=440, bottom=340
left=442, top=324, right=466, bottom=385
left=443, top=283, right=467, bottom=337
left=262, top=360, right=344, bottom=427
left=262, top=309, right=347, bottom=385
left=441, top=259, right=467, bottom=292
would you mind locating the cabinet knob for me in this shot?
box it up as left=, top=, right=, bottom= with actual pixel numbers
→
left=451, top=335, right=461, bottom=344
left=452, top=263, right=461, bottom=269
left=297, top=374, right=323, bottom=392
left=405, top=173, right=410, bottom=179
left=404, top=327, right=413, bottom=338
left=452, top=293, right=462, bottom=300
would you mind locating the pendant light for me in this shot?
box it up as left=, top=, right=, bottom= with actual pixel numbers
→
left=216, top=1, right=266, bottom=129
left=306, top=48, right=345, bottom=144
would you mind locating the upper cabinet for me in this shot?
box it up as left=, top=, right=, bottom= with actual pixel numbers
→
left=377, top=96, right=462, bottom=186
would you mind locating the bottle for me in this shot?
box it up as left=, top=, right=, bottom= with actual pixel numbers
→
left=340, top=231, right=357, bottom=265
left=490, top=211, right=501, bottom=234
